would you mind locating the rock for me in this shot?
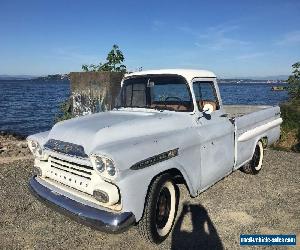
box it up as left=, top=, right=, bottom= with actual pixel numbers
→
left=0, top=146, right=8, bottom=152
left=6, top=151, right=13, bottom=157
left=17, top=142, right=28, bottom=148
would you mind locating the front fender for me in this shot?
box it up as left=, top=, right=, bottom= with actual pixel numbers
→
left=117, top=159, right=196, bottom=221
left=89, top=128, right=202, bottom=220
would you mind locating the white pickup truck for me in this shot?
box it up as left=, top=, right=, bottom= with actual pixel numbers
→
left=28, top=69, right=282, bottom=244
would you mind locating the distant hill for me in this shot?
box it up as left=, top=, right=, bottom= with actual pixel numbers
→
left=238, top=75, right=289, bottom=80
left=0, top=74, right=69, bottom=81
left=35, top=74, right=69, bottom=81
left=0, top=75, right=39, bottom=80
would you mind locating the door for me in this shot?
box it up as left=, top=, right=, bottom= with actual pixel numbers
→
left=193, top=79, right=235, bottom=191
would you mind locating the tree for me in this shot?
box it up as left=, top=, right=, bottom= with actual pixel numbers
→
left=287, top=62, right=300, bottom=100
left=82, top=64, right=99, bottom=72
left=82, top=44, right=127, bottom=73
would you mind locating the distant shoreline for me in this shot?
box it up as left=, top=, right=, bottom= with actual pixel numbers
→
left=0, top=79, right=69, bottom=82
left=0, top=79, right=288, bottom=85
left=0, top=73, right=288, bottom=82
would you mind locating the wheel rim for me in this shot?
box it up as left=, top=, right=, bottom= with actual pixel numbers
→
left=155, top=187, right=171, bottom=229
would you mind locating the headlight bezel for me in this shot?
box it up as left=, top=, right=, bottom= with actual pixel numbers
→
left=90, top=154, right=118, bottom=180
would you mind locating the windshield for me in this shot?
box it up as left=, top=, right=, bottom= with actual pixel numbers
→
left=117, top=75, right=193, bottom=112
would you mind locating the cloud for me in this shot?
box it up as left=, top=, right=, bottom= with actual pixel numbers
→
left=49, top=47, right=100, bottom=64
left=236, top=52, right=265, bottom=60
left=276, top=30, right=300, bottom=45
left=178, top=23, right=249, bottom=50
left=195, top=37, right=249, bottom=51
left=151, top=20, right=166, bottom=31
left=206, top=24, right=240, bottom=36
left=178, top=26, right=199, bottom=36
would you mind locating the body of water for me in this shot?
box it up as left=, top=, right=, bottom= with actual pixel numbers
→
left=0, top=80, right=70, bottom=136
left=219, top=82, right=288, bottom=105
left=0, top=80, right=288, bottom=136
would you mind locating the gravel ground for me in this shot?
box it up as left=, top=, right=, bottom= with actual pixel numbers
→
left=0, top=137, right=299, bottom=249
left=0, top=133, right=29, bottom=160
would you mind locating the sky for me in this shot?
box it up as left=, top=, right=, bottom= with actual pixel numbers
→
left=0, top=0, right=300, bottom=78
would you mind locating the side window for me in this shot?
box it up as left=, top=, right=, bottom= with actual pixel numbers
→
left=193, top=81, right=219, bottom=111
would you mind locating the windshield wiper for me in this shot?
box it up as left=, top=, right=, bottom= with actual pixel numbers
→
left=116, top=105, right=177, bottom=112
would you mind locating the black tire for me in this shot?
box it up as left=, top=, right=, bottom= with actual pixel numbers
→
left=241, top=141, right=264, bottom=175
left=138, top=174, right=179, bottom=244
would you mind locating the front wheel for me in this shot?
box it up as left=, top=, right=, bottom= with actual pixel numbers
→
left=241, top=141, right=264, bottom=175
left=138, top=174, right=179, bottom=244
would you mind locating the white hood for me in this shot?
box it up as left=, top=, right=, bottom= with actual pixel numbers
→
left=48, top=109, right=192, bottom=154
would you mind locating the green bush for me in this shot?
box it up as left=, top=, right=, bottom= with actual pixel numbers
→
left=55, top=99, right=74, bottom=123
left=277, top=99, right=300, bottom=152
left=274, top=62, right=300, bottom=152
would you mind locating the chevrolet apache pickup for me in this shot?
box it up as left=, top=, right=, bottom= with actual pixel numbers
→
left=28, top=69, right=282, bottom=244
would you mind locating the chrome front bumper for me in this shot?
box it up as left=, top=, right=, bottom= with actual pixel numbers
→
left=29, top=176, right=136, bottom=233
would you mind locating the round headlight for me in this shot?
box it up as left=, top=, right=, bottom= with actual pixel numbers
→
left=90, top=155, right=117, bottom=179
left=94, top=156, right=105, bottom=173
left=28, top=140, right=43, bottom=158
left=106, top=159, right=116, bottom=176
left=36, top=144, right=43, bottom=157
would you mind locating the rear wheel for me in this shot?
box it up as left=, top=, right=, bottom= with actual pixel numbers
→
left=241, top=141, right=264, bottom=175
left=138, top=174, right=179, bottom=244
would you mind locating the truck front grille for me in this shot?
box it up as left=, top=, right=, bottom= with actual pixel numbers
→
left=49, top=156, right=93, bottom=180
left=44, top=139, right=88, bottom=158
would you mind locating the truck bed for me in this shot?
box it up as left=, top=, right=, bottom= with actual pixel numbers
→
left=223, top=105, right=272, bottom=118
left=224, top=105, right=282, bottom=169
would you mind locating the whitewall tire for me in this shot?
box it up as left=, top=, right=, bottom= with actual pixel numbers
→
left=138, top=174, right=179, bottom=244
left=242, top=141, right=264, bottom=175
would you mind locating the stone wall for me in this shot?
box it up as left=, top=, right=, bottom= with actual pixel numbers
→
left=69, top=72, right=124, bottom=116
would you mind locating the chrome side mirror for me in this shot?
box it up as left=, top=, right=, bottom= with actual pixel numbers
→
left=203, top=103, right=213, bottom=115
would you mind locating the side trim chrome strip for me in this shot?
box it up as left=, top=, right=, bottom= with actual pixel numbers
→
left=238, top=118, right=282, bottom=142
left=130, top=148, right=178, bottom=170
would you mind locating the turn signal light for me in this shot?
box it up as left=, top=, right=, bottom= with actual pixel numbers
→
left=93, top=190, right=109, bottom=203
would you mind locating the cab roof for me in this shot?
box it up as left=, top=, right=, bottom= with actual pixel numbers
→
left=125, top=69, right=216, bottom=82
